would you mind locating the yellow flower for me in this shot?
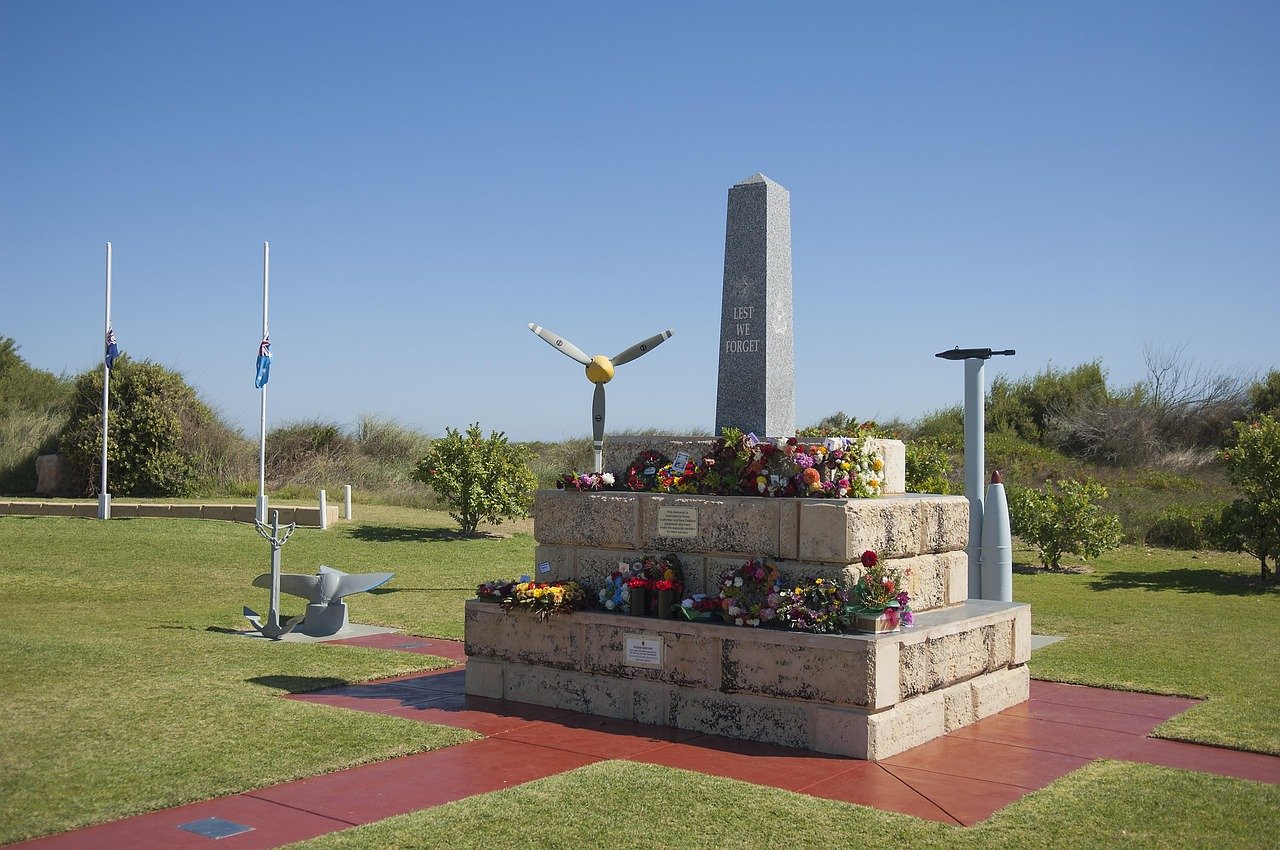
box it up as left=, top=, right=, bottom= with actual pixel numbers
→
left=873, top=457, right=884, bottom=472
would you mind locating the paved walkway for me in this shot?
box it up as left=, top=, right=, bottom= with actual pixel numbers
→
left=13, top=635, right=1280, bottom=849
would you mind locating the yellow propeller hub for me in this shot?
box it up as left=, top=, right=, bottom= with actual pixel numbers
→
left=585, top=355, right=615, bottom=384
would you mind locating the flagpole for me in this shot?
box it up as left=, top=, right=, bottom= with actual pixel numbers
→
left=98, top=242, right=112, bottom=520
left=256, top=242, right=269, bottom=523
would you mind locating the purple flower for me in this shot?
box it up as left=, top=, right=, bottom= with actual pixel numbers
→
left=794, top=454, right=814, bottom=470
left=897, top=591, right=910, bottom=605
left=901, top=609, right=915, bottom=627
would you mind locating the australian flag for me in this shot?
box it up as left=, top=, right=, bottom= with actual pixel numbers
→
left=254, top=335, right=271, bottom=388
left=105, top=328, right=120, bottom=370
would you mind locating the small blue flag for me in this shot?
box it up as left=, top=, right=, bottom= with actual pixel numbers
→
left=255, top=335, right=271, bottom=388
left=105, top=328, right=119, bottom=370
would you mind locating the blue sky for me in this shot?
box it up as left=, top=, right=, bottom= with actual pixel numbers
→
left=3, top=1, right=1277, bottom=442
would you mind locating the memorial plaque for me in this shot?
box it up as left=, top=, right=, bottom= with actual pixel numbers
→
left=623, top=633, right=664, bottom=668
left=656, top=505, right=699, bottom=538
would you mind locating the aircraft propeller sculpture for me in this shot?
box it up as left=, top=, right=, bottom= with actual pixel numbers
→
left=528, top=323, right=674, bottom=474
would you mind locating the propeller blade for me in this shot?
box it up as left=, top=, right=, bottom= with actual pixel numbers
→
left=611, top=329, right=674, bottom=367
left=592, top=383, right=606, bottom=445
left=592, top=383, right=606, bottom=473
left=528, top=323, right=591, bottom=365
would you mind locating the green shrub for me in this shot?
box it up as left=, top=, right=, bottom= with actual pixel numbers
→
left=1144, top=505, right=1218, bottom=550
left=413, top=423, right=537, bottom=535
left=1008, top=478, right=1122, bottom=569
left=988, top=361, right=1110, bottom=442
left=910, top=405, right=963, bottom=448
left=59, top=358, right=205, bottom=496
left=905, top=438, right=953, bottom=494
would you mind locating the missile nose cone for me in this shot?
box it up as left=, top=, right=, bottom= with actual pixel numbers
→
left=991, top=470, right=1003, bottom=485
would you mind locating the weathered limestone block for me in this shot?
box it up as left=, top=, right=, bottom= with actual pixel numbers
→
left=798, top=498, right=928, bottom=562
left=670, top=688, right=812, bottom=750
left=464, top=603, right=584, bottom=670
left=917, top=495, right=970, bottom=553
left=721, top=634, right=874, bottom=707
left=583, top=623, right=717, bottom=689
left=464, top=657, right=503, bottom=698
left=638, top=494, right=780, bottom=555
left=533, top=545, right=576, bottom=583
left=865, top=691, right=946, bottom=761
left=877, top=439, right=906, bottom=496
left=970, top=665, right=1030, bottom=719
left=533, top=489, right=639, bottom=548
left=504, top=666, right=632, bottom=718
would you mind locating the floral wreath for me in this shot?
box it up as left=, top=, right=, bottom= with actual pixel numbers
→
left=714, top=558, right=782, bottom=627
left=625, top=450, right=670, bottom=492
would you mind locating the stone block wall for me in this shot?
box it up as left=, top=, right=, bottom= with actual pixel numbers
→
left=532, top=490, right=970, bottom=611
left=465, top=597, right=1031, bottom=759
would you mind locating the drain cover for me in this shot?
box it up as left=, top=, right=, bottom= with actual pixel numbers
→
left=177, top=817, right=255, bottom=839
left=391, top=642, right=429, bottom=649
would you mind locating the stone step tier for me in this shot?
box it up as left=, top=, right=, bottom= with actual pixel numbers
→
left=465, top=598, right=1030, bottom=760
left=532, top=489, right=971, bottom=612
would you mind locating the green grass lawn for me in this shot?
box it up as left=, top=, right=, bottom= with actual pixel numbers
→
left=1, top=507, right=1277, bottom=847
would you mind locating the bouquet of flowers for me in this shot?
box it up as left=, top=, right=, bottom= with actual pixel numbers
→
left=599, top=554, right=684, bottom=614
left=776, top=576, right=850, bottom=634
left=557, top=471, right=615, bottom=491
left=678, top=592, right=720, bottom=621
left=477, top=579, right=586, bottom=620
left=851, top=550, right=914, bottom=628
left=716, top=558, right=782, bottom=627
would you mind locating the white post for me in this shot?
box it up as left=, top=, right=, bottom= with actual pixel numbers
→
left=98, top=242, right=112, bottom=520
left=343, top=484, right=352, bottom=520
left=318, top=489, right=328, bottom=530
left=256, top=242, right=270, bottom=524
left=964, top=357, right=986, bottom=599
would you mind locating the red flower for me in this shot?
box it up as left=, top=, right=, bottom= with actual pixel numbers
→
left=627, top=578, right=651, bottom=589
left=861, top=550, right=878, bottom=568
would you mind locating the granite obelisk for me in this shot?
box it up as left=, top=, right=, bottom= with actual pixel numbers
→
left=714, top=173, right=795, bottom=438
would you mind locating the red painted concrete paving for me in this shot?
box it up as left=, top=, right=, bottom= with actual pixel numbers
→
left=12, top=636, right=1280, bottom=848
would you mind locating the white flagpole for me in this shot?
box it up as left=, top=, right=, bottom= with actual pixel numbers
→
left=98, top=242, right=112, bottom=520
left=256, top=242, right=270, bottom=523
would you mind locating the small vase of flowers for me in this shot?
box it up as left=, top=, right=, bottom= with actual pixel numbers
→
left=851, top=550, right=914, bottom=634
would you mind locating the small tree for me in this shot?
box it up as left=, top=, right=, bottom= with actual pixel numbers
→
left=1207, top=499, right=1276, bottom=581
left=414, top=423, right=536, bottom=535
left=1247, top=370, right=1280, bottom=418
left=1008, top=478, right=1122, bottom=569
left=1218, top=415, right=1280, bottom=581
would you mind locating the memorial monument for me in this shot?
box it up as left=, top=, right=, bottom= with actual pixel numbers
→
left=464, top=174, right=1030, bottom=760
left=715, top=173, right=795, bottom=439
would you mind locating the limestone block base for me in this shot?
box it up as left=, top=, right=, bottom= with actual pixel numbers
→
left=532, top=490, right=969, bottom=610
left=465, top=598, right=1030, bottom=760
